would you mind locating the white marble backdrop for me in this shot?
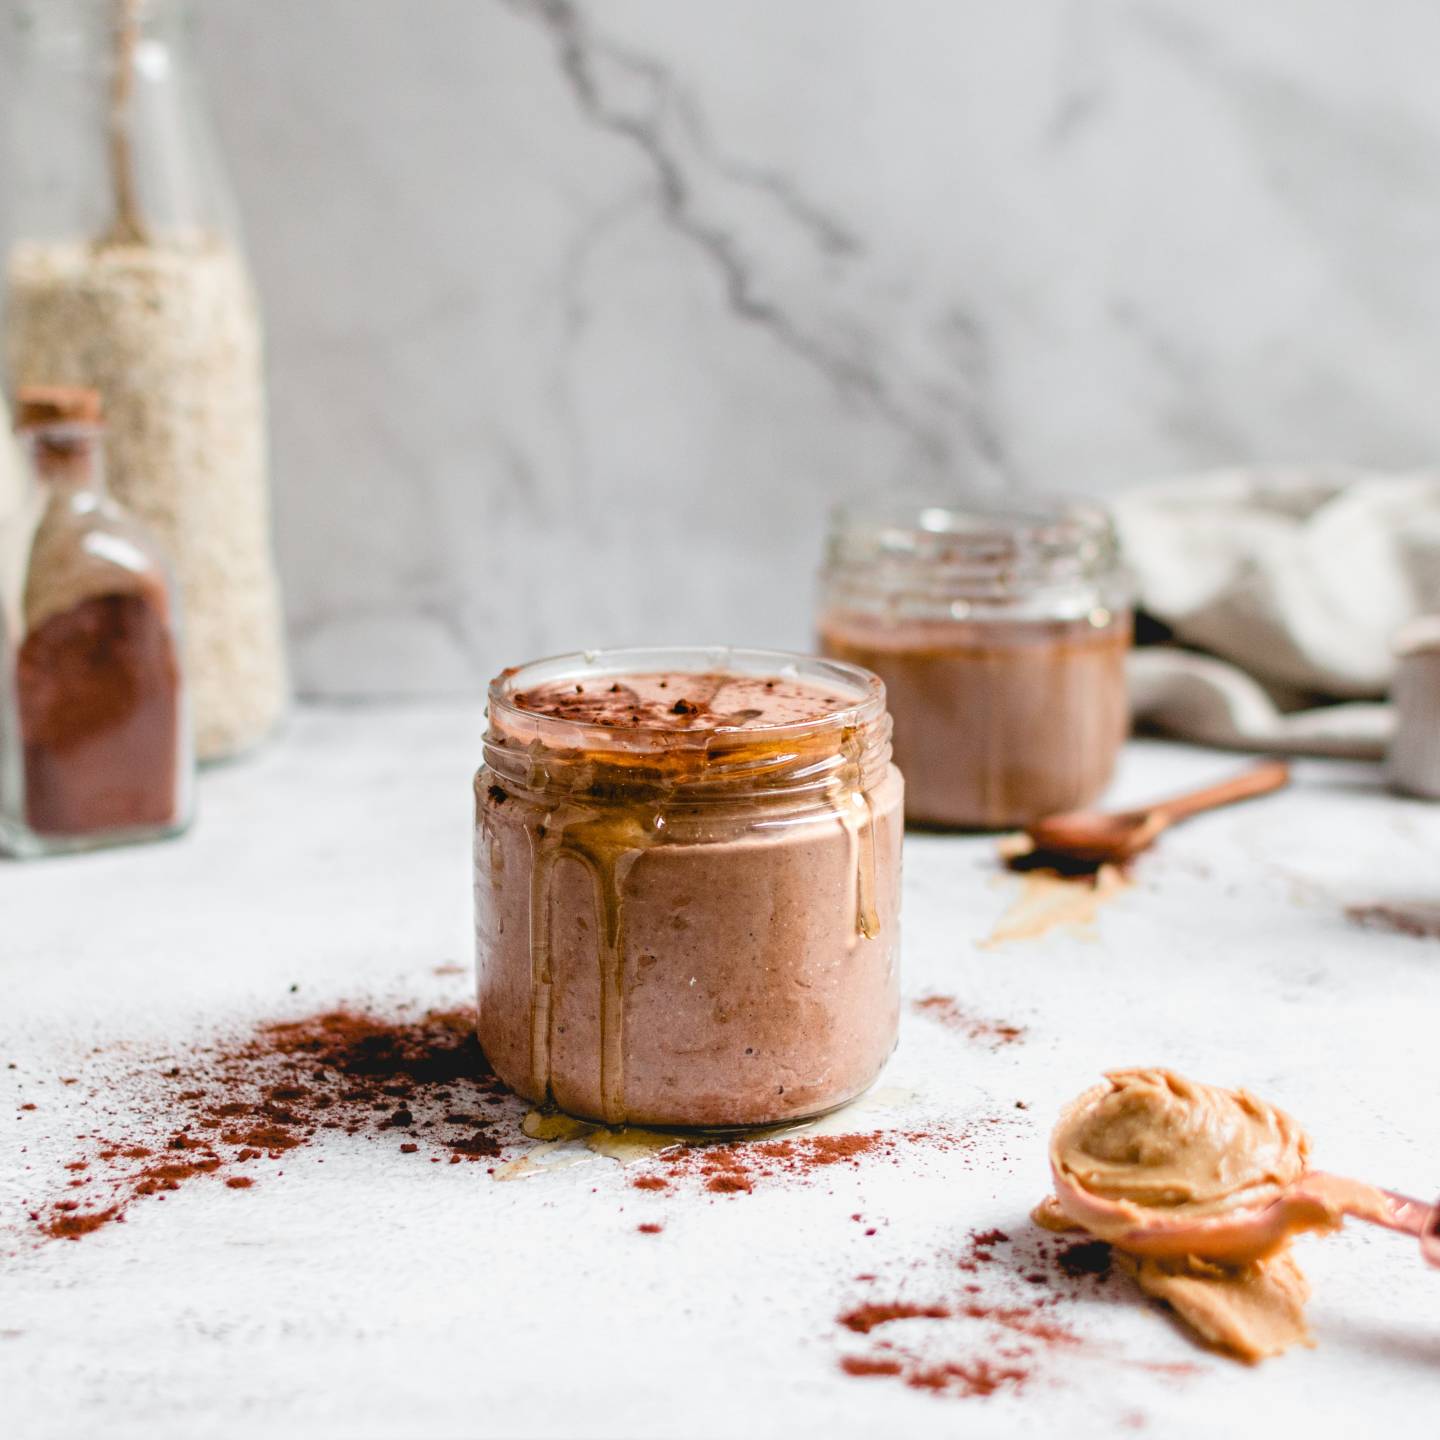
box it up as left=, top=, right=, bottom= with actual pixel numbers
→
left=13, top=0, right=1440, bottom=696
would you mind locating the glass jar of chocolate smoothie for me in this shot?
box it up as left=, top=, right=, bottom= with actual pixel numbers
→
left=475, top=646, right=903, bottom=1129
left=818, top=499, right=1131, bottom=829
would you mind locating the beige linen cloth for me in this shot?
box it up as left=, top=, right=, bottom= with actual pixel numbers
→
left=1113, top=469, right=1440, bottom=759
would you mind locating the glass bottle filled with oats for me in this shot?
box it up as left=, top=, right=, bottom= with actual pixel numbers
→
left=3, top=0, right=287, bottom=761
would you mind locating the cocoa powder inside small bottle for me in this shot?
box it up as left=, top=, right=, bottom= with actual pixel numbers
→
left=11, top=394, right=183, bottom=840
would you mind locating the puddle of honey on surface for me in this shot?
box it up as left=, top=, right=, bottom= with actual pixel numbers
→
left=492, top=1086, right=918, bottom=1182
left=981, top=840, right=1129, bottom=949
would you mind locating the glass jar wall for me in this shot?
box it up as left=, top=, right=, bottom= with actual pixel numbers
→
left=818, top=499, right=1133, bottom=829
left=474, top=646, right=904, bottom=1129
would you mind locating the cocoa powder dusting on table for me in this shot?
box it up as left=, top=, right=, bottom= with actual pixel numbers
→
left=840, top=1301, right=951, bottom=1334
left=837, top=1226, right=1146, bottom=1401
left=957, top=1227, right=1010, bottom=1272
left=632, top=1122, right=986, bottom=1197
left=26, top=1006, right=513, bottom=1241
left=840, top=1356, right=903, bottom=1378
left=913, top=996, right=1026, bottom=1049
left=1346, top=902, right=1440, bottom=940
left=1058, top=1239, right=1112, bottom=1280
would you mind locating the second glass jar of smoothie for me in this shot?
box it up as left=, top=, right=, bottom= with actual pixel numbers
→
left=475, top=646, right=903, bottom=1129
left=818, top=499, right=1132, bottom=829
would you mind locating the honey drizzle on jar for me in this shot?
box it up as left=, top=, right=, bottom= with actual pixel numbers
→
left=522, top=750, right=884, bottom=1127
left=834, top=726, right=881, bottom=942
left=527, top=800, right=663, bottom=1126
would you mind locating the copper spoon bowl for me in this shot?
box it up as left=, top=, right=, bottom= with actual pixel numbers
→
left=1024, top=760, right=1292, bottom=866
left=1051, top=1162, right=1440, bottom=1269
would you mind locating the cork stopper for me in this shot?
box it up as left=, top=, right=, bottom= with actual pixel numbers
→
left=15, top=386, right=104, bottom=432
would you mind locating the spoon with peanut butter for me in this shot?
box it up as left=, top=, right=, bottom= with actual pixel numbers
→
left=1022, top=761, right=1291, bottom=867
left=1036, top=1070, right=1439, bottom=1362
left=1044, top=1070, right=1440, bottom=1267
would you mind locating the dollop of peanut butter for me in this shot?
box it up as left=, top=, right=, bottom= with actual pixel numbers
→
left=1051, top=1068, right=1309, bottom=1226
left=1038, top=1068, right=1316, bottom=1363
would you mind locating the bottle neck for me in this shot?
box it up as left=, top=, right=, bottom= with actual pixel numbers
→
left=16, top=0, right=193, bottom=45
left=11, top=0, right=230, bottom=252
left=21, top=430, right=107, bottom=496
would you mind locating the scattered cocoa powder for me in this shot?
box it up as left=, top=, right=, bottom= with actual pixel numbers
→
left=840, top=1356, right=903, bottom=1378
left=43, top=1206, right=120, bottom=1240
left=1058, top=1240, right=1112, bottom=1280
left=1346, top=902, right=1440, bottom=940
left=633, top=1122, right=988, bottom=1197
left=956, top=1227, right=1010, bottom=1273
left=840, top=1301, right=951, bottom=1334
left=24, top=1006, right=516, bottom=1241
left=705, top=1173, right=753, bottom=1194
left=913, top=996, right=1026, bottom=1048
left=835, top=1226, right=1148, bottom=1401
left=904, top=1360, right=1028, bottom=1398
left=956, top=1300, right=1079, bottom=1346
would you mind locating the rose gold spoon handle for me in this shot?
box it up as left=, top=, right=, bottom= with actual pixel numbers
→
left=1142, top=760, right=1293, bottom=827
left=1054, top=1164, right=1440, bottom=1267
left=1265, top=1174, right=1440, bottom=1266
left=1329, top=1180, right=1440, bottom=1266
left=1024, top=761, right=1292, bottom=865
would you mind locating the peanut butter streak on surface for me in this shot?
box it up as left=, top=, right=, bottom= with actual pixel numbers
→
left=981, top=865, right=1128, bottom=948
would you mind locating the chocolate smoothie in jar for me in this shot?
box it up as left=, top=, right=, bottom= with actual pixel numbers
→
left=474, top=647, right=903, bottom=1129
left=818, top=500, right=1131, bottom=829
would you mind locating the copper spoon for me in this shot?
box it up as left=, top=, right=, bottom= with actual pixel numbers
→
left=1051, top=1162, right=1440, bottom=1269
left=1023, top=760, right=1292, bottom=866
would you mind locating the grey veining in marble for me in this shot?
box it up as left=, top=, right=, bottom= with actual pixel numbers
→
left=4, top=0, right=1440, bottom=696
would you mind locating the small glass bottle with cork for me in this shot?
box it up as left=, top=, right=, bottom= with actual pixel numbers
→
left=0, top=385, right=192, bottom=856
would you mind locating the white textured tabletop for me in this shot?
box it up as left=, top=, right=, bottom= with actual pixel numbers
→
left=3, top=704, right=1438, bottom=1439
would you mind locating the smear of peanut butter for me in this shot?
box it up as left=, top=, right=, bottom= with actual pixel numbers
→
left=1036, top=1069, right=1318, bottom=1363
left=981, top=864, right=1128, bottom=949
left=1119, top=1251, right=1312, bottom=1363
